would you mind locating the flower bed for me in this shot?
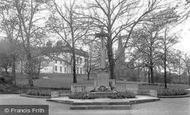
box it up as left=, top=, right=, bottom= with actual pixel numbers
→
left=26, top=89, right=51, bottom=97
left=68, top=91, right=136, bottom=99
left=139, top=83, right=189, bottom=97
left=157, top=88, right=188, bottom=96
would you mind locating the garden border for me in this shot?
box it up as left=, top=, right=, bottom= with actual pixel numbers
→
left=47, top=95, right=160, bottom=105
left=158, top=93, right=190, bottom=98
left=20, top=94, right=51, bottom=99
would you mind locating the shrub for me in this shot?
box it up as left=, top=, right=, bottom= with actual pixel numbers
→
left=139, top=83, right=189, bottom=96
left=118, top=91, right=136, bottom=98
left=97, top=86, right=109, bottom=92
left=69, top=92, right=89, bottom=99
left=157, top=88, right=188, bottom=96
left=68, top=91, right=136, bottom=99
left=26, top=89, right=51, bottom=97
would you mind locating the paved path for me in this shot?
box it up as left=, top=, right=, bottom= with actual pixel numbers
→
left=0, top=94, right=189, bottom=115
left=49, top=95, right=159, bottom=103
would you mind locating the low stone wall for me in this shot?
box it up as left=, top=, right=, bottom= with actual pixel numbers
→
left=137, top=89, right=157, bottom=97
left=115, top=81, right=139, bottom=94
left=71, top=81, right=139, bottom=93
left=71, top=84, right=94, bottom=93
left=70, top=82, right=158, bottom=97
left=51, top=91, right=70, bottom=97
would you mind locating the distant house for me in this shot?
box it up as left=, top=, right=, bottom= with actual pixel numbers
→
left=41, top=47, right=89, bottom=74
left=15, top=43, right=89, bottom=75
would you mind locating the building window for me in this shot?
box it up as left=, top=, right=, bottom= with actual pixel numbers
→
left=76, top=67, right=79, bottom=74
left=55, top=60, right=57, bottom=63
left=60, top=66, right=62, bottom=72
left=60, top=61, right=62, bottom=64
left=80, top=58, right=82, bottom=64
left=85, top=58, right=88, bottom=64
left=76, top=57, right=79, bottom=64
left=64, top=67, right=67, bottom=73
left=55, top=66, right=57, bottom=71
left=80, top=68, right=83, bottom=74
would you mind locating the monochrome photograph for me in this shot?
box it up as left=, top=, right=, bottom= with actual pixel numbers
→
left=0, top=0, right=190, bottom=115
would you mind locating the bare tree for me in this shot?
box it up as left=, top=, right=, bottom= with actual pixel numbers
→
left=13, top=0, right=47, bottom=87
left=182, top=54, right=190, bottom=86
left=0, top=40, right=12, bottom=74
left=83, top=0, right=160, bottom=79
left=175, top=0, right=190, bottom=23
left=130, top=6, right=179, bottom=84
left=83, top=40, right=100, bottom=80
left=0, top=0, right=21, bottom=85
left=171, top=50, right=184, bottom=82
left=159, top=28, right=178, bottom=88
left=46, top=0, right=91, bottom=83
left=133, top=24, right=162, bottom=83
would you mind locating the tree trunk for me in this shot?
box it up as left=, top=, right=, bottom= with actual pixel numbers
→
left=107, top=38, right=115, bottom=79
left=188, top=71, right=190, bottom=86
left=70, top=16, right=77, bottom=83
left=87, top=63, right=91, bottom=80
left=149, top=46, right=154, bottom=84
left=150, top=66, right=154, bottom=84
left=164, top=63, right=167, bottom=88
left=87, top=71, right=90, bottom=80
left=37, top=61, right=41, bottom=77
left=20, top=60, right=23, bottom=74
left=5, top=68, right=8, bottom=74
left=148, top=72, right=151, bottom=83
left=27, top=53, right=33, bottom=87
left=28, top=75, right=33, bottom=87
left=71, top=26, right=77, bottom=83
left=72, top=47, right=77, bottom=83
left=164, top=49, right=167, bottom=88
left=147, top=68, right=151, bottom=83
left=12, top=55, right=16, bottom=85
left=189, top=75, right=190, bottom=86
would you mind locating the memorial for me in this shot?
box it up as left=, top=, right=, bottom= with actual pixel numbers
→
left=93, top=27, right=115, bottom=91
left=71, top=27, right=115, bottom=92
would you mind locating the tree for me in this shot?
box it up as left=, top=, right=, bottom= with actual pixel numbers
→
left=115, top=35, right=126, bottom=79
left=159, top=28, right=178, bottom=88
left=182, top=54, right=190, bottom=86
left=132, top=25, right=161, bottom=83
left=168, top=50, right=184, bottom=83
left=46, top=0, right=91, bottom=83
left=83, top=40, right=100, bottom=80
left=85, top=49, right=93, bottom=80
left=131, top=7, right=179, bottom=84
left=152, top=7, right=179, bottom=86
left=13, top=0, right=47, bottom=87
left=176, top=0, right=190, bottom=22
left=0, top=40, right=12, bottom=74
left=0, top=0, right=20, bottom=85
left=83, top=0, right=161, bottom=79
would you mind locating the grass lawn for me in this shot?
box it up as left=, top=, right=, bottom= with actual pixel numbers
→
left=16, top=73, right=94, bottom=89
left=15, top=73, right=190, bottom=91
left=139, top=83, right=190, bottom=90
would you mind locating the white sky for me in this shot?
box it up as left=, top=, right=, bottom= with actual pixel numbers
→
left=174, top=19, right=190, bottom=54
left=1, top=0, right=190, bottom=55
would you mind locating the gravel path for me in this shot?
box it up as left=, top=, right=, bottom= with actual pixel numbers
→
left=0, top=94, right=189, bottom=115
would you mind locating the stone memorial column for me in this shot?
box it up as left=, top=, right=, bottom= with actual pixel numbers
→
left=94, top=27, right=110, bottom=90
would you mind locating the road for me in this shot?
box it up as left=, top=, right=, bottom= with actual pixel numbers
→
left=0, top=94, right=189, bottom=115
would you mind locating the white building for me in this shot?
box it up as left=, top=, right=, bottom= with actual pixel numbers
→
left=41, top=49, right=88, bottom=74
